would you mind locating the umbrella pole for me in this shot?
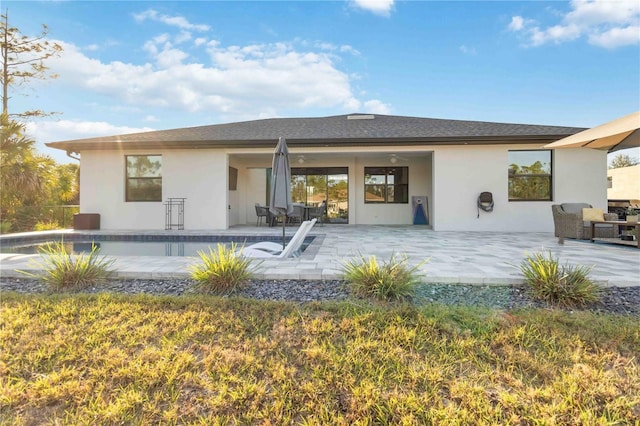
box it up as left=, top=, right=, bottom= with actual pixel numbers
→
left=282, top=215, right=286, bottom=250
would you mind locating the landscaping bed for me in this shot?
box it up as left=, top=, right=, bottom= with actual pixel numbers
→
left=2, top=277, right=639, bottom=316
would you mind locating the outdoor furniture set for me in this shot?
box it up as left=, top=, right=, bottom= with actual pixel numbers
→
left=552, top=203, right=638, bottom=248
left=255, top=202, right=325, bottom=227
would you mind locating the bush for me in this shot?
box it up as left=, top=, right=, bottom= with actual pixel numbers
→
left=342, top=252, right=427, bottom=301
left=517, top=251, right=601, bottom=307
left=188, top=243, right=255, bottom=295
left=34, top=221, right=60, bottom=231
left=20, top=241, right=114, bottom=291
left=0, top=221, right=12, bottom=234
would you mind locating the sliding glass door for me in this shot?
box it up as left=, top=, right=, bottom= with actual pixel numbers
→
left=291, top=167, right=348, bottom=224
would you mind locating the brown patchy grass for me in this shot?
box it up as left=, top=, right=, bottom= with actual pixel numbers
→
left=1, top=293, right=638, bottom=425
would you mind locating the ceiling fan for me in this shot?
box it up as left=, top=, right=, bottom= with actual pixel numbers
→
left=389, top=154, right=409, bottom=164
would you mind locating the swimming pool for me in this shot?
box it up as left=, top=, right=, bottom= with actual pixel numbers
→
left=0, top=234, right=313, bottom=257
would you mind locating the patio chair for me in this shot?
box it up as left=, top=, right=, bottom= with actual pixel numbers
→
left=241, top=219, right=317, bottom=258
left=286, top=203, right=305, bottom=224
left=307, top=201, right=325, bottom=226
left=255, top=203, right=269, bottom=226
left=551, top=203, right=619, bottom=240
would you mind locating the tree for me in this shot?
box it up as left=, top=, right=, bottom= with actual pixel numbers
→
left=1, top=113, right=79, bottom=231
left=0, top=113, right=49, bottom=227
left=609, top=154, right=639, bottom=169
left=1, top=10, right=63, bottom=117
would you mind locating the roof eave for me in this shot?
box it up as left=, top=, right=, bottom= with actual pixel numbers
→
left=46, top=134, right=573, bottom=152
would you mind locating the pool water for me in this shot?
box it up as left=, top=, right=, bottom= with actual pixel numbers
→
left=1, top=241, right=239, bottom=257
left=0, top=236, right=308, bottom=257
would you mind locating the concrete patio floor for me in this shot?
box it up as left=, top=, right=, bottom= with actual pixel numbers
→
left=1, top=225, right=638, bottom=287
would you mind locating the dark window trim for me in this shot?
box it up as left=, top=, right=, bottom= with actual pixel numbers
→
left=364, top=166, right=409, bottom=204
left=508, top=150, right=553, bottom=202
left=125, top=155, right=163, bottom=202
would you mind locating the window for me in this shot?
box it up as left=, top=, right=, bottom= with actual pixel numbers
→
left=508, top=150, right=552, bottom=201
left=288, top=167, right=349, bottom=223
left=126, top=155, right=162, bottom=202
left=364, top=167, right=408, bottom=203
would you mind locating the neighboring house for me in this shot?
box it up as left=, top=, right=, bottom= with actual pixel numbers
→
left=46, top=113, right=607, bottom=232
left=607, top=164, right=640, bottom=212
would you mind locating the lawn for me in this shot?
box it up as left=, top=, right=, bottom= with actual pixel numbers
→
left=1, top=293, right=638, bottom=425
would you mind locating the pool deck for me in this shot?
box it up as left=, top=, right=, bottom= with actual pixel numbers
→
left=1, top=225, right=639, bottom=287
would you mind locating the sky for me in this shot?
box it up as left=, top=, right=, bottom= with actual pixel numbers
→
left=4, top=0, right=640, bottom=164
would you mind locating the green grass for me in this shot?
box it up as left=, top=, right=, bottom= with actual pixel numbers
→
left=1, top=293, right=638, bottom=424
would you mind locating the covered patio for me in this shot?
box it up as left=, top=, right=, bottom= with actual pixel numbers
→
left=2, top=225, right=638, bottom=286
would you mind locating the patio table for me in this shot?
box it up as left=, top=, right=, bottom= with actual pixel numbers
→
left=590, top=220, right=639, bottom=248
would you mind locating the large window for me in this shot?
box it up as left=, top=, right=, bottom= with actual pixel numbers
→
left=126, top=155, right=162, bottom=202
left=289, top=167, right=349, bottom=223
left=508, top=150, right=552, bottom=201
left=364, top=167, right=408, bottom=203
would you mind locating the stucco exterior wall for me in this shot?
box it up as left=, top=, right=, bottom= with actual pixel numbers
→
left=78, top=145, right=606, bottom=232
left=80, top=149, right=228, bottom=230
left=431, top=145, right=606, bottom=232
left=607, top=165, right=640, bottom=201
left=352, top=156, right=432, bottom=225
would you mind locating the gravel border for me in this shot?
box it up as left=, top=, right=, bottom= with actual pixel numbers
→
left=1, top=278, right=638, bottom=316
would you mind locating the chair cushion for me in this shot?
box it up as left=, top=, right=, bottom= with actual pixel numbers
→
left=561, top=203, right=591, bottom=214
left=582, top=208, right=604, bottom=222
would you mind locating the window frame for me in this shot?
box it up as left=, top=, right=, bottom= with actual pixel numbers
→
left=508, top=150, right=553, bottom=202
left=364, top=166, right=409, bottom=204
left=125, top=155, right=163, bottom=202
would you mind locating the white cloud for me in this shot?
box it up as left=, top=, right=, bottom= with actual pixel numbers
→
left=25, top=120, right=156, bottom=163
left=351, top=0, right=395, bottom=17
left=25, top=120, right=155, bottom=143
left=459, top=45, right=477, bottom=55
left=508, top=16, right=525, bottom=31
left=133, top=9, right=210, bottom=32
left=589, top=25, right=640, bottom=48
left=508, top=0, right=640, bottom=48
left=47, top=36, right=388, bottom=121
left=363, top=99, right=391, bottom=114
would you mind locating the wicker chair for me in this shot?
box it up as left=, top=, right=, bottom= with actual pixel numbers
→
left=551, top=203, right=619, bottom=240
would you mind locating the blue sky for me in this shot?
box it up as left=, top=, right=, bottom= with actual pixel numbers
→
left=5, top=0, right=640, bottom=163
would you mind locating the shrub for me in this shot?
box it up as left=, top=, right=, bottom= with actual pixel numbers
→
left=342, top=252, right=427, bottom=301
left=34, top=221, right=60, bottom=231
left=517, top=251, right=601, bottom=307
left=188, top=243, right=255, bottom=295
left=20, top=241, right=114, bottom=291
left=0, top=221, right=12, bottom=234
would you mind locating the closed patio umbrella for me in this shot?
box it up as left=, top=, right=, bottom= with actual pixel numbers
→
left=544, top=111, right=640, bottom=153
left=270, top=137, right=294, bottom=249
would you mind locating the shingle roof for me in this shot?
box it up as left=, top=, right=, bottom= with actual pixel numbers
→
left=46, top=113, right=585, bottom=151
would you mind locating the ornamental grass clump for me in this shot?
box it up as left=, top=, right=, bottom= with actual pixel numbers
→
left=21, top=240, right=114, bottom=291
left=518, top=250, right=601, bottom=308
left=188, top=242, right=255, bottom=295
left=342, top=252, right=427, bottom=301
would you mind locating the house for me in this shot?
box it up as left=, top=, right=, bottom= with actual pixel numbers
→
left=46, top=113, right=607, bottom=232
left=607, top=164, right=640, bottom=216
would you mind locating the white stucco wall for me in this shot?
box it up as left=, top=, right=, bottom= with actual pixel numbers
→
left=80, top=149, right=229, bottom=230
left=432, top=145, right=607, bottom=232
left=607, top=165, right=640, bottom=201
left=352, top=156, right=432, bottom=225
left=78, top=145, right=606, bottom=232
